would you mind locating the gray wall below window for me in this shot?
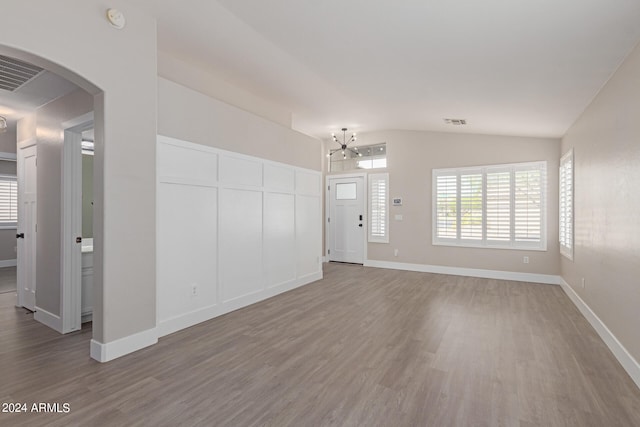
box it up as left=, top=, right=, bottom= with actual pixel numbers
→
left=0, top=160, right=16, bottom=175
left=0, top=229, right=17, bottom=262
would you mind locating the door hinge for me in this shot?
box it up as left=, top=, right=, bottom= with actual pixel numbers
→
left=328, top=185, right=330, bottom=191
left=328, top=217, right=330, bottom=223
left=328, top=249, right=330, bottom=255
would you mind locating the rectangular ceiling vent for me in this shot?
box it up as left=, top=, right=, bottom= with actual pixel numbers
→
left=0, top=55, right=44, bottom=92
left=444, top=118, right=467, bottom=125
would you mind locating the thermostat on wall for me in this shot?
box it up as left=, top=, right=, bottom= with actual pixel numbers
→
left=392, top=197, right=402, bottom=206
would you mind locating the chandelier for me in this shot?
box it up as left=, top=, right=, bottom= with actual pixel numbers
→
left=329, top=128, right=362, bottom=159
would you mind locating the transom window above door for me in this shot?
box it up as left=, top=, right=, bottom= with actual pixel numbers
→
left=329, top=142, right=387, bottom=172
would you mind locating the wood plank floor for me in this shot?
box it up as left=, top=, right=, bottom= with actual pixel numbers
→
left=1, top=263, right=639, bottom=426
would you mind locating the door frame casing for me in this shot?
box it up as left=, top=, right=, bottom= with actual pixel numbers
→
left=60, top=112, right=93, bottom=334
left=325, top=172, right=368, bottom=263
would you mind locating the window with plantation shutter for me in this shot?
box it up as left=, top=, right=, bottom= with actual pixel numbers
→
left=0, top=175, right=17, bottom=228
left=369, top=173, right=389, bottom=243
left=559, top=149, right=573, bottom=259
left=433, top=161, right=546, bottom=250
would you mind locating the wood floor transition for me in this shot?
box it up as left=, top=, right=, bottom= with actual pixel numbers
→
left=1, top=263, right=639, bottom=426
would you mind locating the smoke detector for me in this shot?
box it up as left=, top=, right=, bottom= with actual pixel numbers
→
left=444, top=118, right=467, bottom=125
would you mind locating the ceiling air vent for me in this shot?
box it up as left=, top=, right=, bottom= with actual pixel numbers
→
left=444, top=118, right=467, bottom=125
left=0, top=54, right=44, bottom=92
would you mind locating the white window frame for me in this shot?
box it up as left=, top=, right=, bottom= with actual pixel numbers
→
left=0, top=174, right=18, bottom=229
left=368, top=173, right=389, bottom=243
left=559, top=149, right=574, bottom=260
left=432, top=161, right=547, bottom=251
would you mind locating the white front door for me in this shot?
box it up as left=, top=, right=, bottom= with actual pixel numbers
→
left=328, top=176, right=364, bottom=264
left=17, top=144, right=37, bottom=311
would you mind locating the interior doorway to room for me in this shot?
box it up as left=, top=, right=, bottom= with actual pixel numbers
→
left=0, top=50, right=100, bottom=345
left=60, top=114, right=94, bottom=333
left=326, top=175, right=366, bottom=264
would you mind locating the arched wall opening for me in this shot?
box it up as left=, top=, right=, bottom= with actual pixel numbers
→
left=0, top=2, right=158, bottom=362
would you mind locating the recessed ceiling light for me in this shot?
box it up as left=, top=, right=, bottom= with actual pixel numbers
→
left=444, top=118, right=467, bottom=125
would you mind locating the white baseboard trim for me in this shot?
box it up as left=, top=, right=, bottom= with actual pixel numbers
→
left=34, top=306, right=63, bottom=333
left=559, top=279, right=640, bottom=389
left=90, top=328, right=158, bottom=363
left=81, top=311, right=93, bottom=324
left=157, top=270, right=323, bottom=338
left=0, top=259, right=17, bottom=268
left=364, top=260, right=562, bottom=285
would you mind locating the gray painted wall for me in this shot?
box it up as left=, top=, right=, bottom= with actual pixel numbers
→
left=561, top=41, right=640, bottom=364
left=0, top=124, right=17, bottom=154
left=158, top=78, right=322, bottom=171
left=0, top=229, right=16, bottom=262
left=0, top=160, right=16, bottom=175
left=324, top=130, right=561, bottom=275
left=0, top=160, right=17, bottom=262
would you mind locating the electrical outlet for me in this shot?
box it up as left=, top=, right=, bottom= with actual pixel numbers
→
left=394, top=249, right=399, bottom=257
left=191, top=284, right=198, bottom=297
left=523, top=256, right=529, bottom=264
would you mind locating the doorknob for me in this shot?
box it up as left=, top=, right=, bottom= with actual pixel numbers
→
left=359, top=214, right=363, bottom=220
left=358, top=224, right=363, bottom=227
left=16, top=233, right=24, bottom=239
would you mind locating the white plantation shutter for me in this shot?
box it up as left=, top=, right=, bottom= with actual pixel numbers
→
left=0, top=175, right=17, bottom=227
left=433, top=162, right=546, bottom=250
left=460, top=173, right=483, bottom=240
left=514, top=168, right=543, bottom=243
left=559, top=150, right=573, bottom=259
left=369, top=173, right=389, bottom=243
left=486, top=171, right=511, bottom=242
left=435, top=174, right=457, bottom=239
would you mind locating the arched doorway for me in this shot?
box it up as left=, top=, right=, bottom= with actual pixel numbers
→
left=0, top=46, right=104, bottom=353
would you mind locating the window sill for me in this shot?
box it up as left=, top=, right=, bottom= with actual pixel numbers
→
left=432, top=240, right=547, bottom=252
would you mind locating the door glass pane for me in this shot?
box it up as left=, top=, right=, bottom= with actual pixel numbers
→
left=336, top=182, right=357, bottom=200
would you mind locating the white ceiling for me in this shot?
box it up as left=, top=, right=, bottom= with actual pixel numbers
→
left=140, top=0, right=640, bottom=139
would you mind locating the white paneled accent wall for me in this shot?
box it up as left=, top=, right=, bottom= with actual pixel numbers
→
left=157, top=135, right=323, bottom=336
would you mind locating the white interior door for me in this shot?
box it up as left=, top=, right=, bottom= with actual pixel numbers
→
left=328, top=176, right=364, bottom=264
left=17, top=144, right=37, bottom=311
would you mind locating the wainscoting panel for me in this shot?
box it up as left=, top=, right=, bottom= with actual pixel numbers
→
left=157, top=135, right=322, bottom=336
left=264, top=163, right=295, bottom=193
left=264, top=192, right=296, bottom=288
left=296, top=194, right=322, bottom=279
left=219, top=154, right=263, bottom=188
left=219, top=188, right=264, bottom=302
left=157, top=183, right=218, bottom=321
